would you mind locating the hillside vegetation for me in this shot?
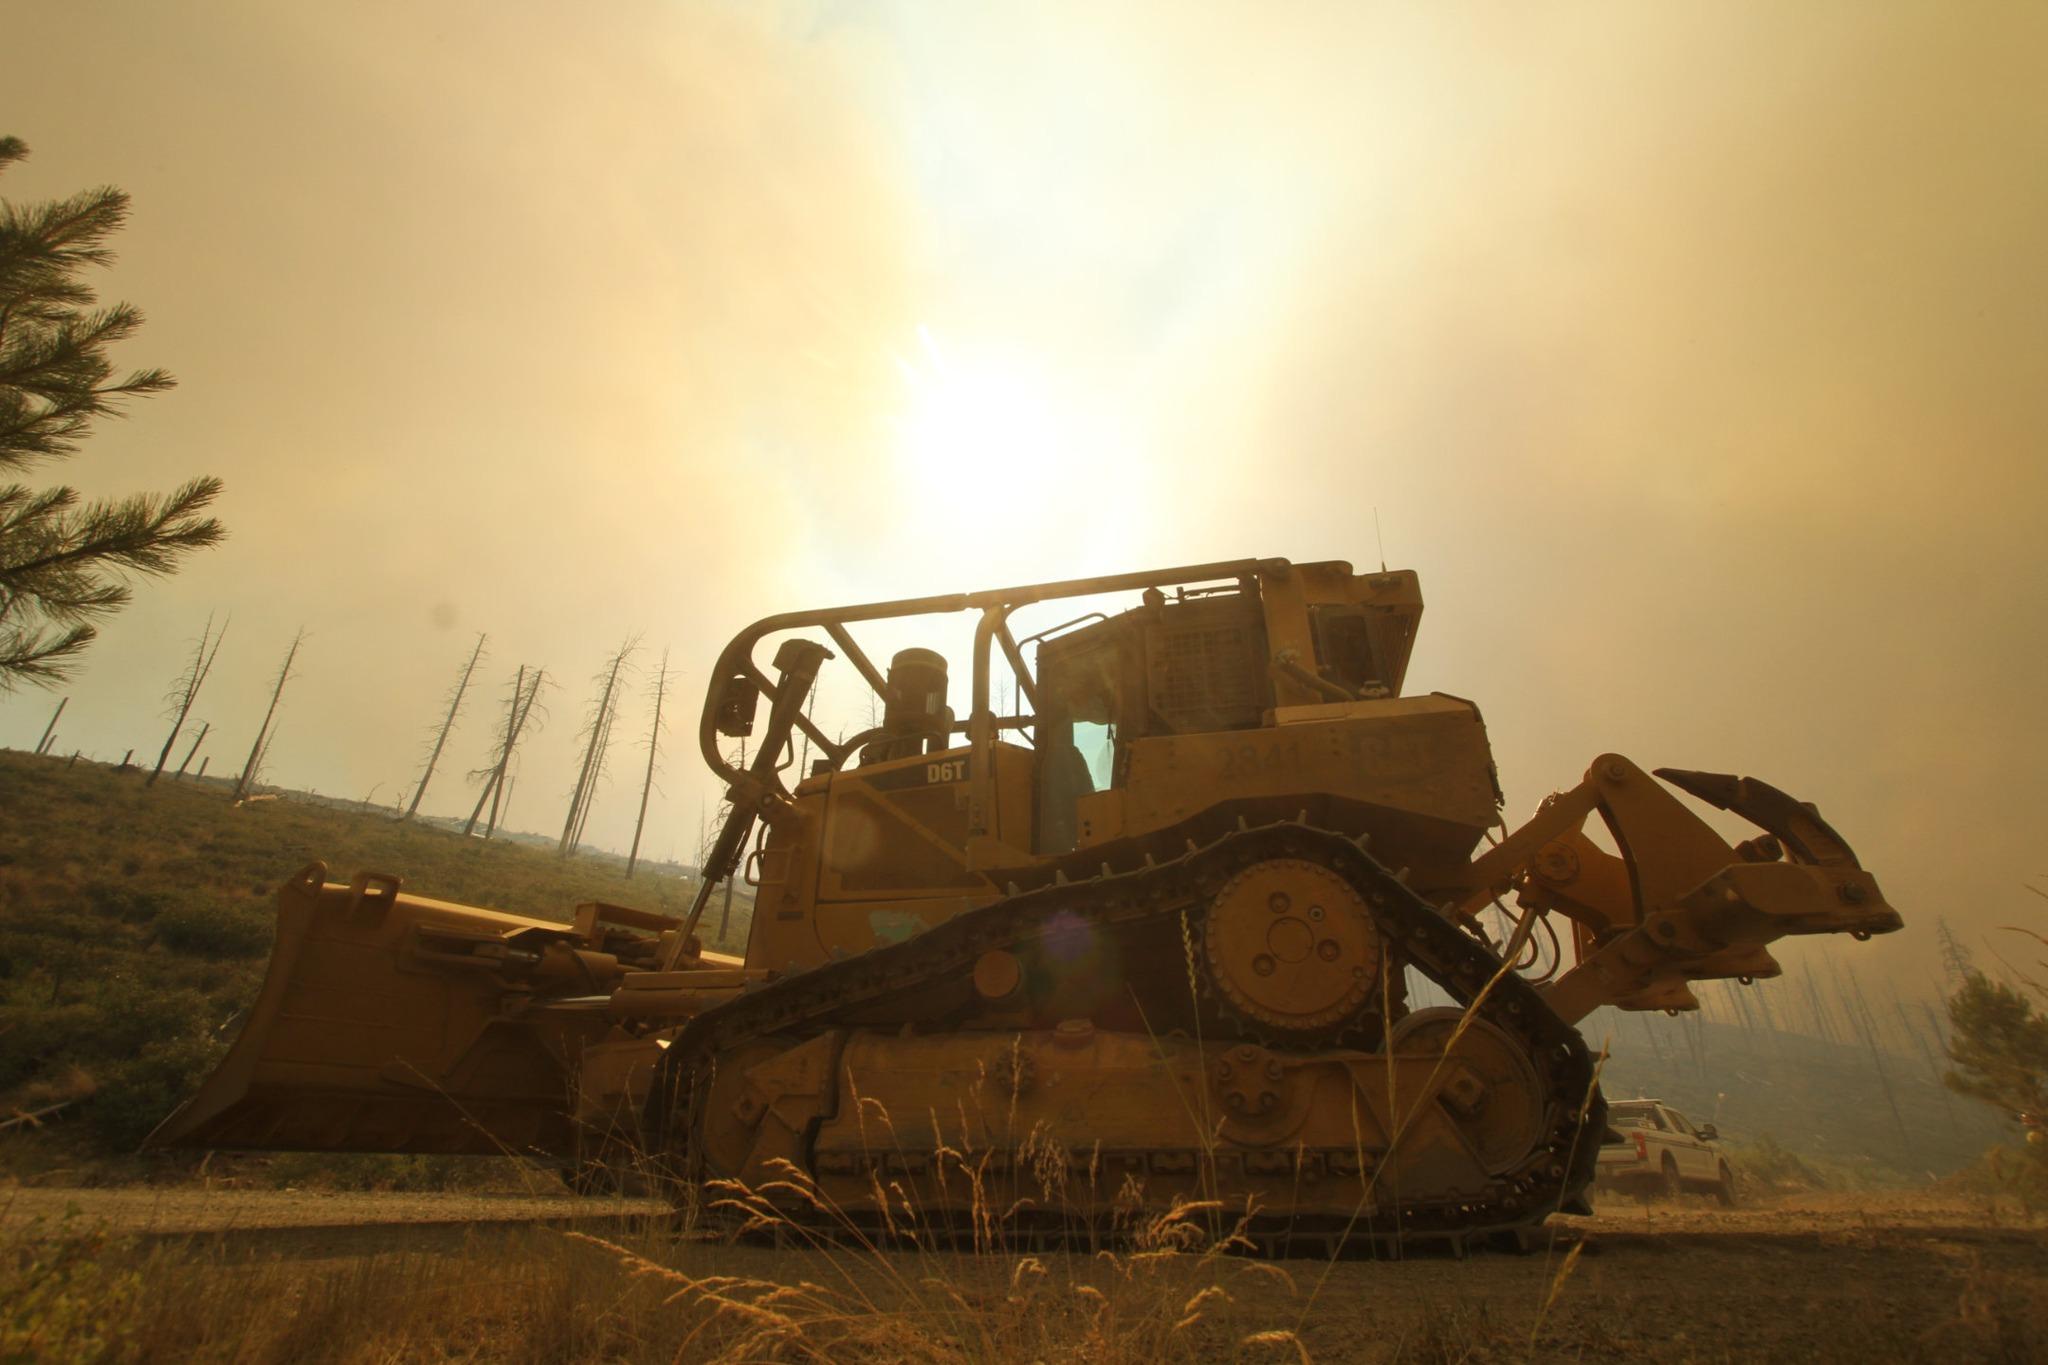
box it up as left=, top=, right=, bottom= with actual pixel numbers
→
left=1591, top=1010, right=2006, bottom=1184
left=0, top=748, right=750, bottom=1177
left=0, top=747, right=2005, bottom=1194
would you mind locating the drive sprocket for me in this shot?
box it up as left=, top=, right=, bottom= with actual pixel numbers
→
left=1200, top=857, right=1381, bottom=1040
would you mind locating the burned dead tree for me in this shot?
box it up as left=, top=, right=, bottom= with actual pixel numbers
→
left=35, top=696, right=65, bottom=753
left=402, top=632, right=487, bottom=821
left=232, top=628, right=303, bottom=802
left=173, top=720, right=208, bottom=779
left=464, top=664, right=546, bottom=838
left=558, top=638, right=636, bottom=857
left=626, top=648, right=674, bottom=879
left=571, top=683, right=620, bottom=852
left=147, top=612, right=227, bottom=785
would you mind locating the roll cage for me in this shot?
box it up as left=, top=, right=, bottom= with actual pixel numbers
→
left=697, top=557, right=1283, bottom=791
left=666, top=559, right=1283, bottom=960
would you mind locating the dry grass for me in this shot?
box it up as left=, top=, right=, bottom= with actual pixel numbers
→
left=0, top=1206, right=1324, bottom=1365
left=7, top=1190, right=2045, bottom=1365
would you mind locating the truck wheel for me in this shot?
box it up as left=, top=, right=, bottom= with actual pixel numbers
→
left=1660, top=1157, right=1683, bottom=1200
left=1714, top=1163, right=1737, bottom=1207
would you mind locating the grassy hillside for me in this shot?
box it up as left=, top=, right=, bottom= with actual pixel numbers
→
left=1589, top=1009, right=2007, bottom=1183
left=0, top=748, right=752, bottom=1179
left=0, top=747, right=2012, bottom=1194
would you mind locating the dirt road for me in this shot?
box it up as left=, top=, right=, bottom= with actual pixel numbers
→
left=5, top=1186, right=2042, bottom=1361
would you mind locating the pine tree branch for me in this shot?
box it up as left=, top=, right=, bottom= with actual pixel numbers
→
left=0, top=476, right=223, bottom=581
left=0, top=621, right=94, bottom=686
left=0, top=139, right=224, bottom=688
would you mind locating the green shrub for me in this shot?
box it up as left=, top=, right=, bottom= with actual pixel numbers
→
left=0, top=1215, right=143, bottom=1362
left=1728, top=1132, right=1828, bottom=1191
left=81, top=981, right=212, bottom=1058
left=84, top=1034, right=224, bottom=1149
left=0, top=1000, right=100, bottom=1091
left=150, top=901, right=272, bottom=958
left=262, top=1151, right=535, bottom=1192
left=1945, top=1142, right=2048, bottom=1209
left=83, top=882, right=169, bottom=924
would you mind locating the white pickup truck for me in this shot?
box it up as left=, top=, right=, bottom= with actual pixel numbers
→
left=1596, top=1099, right=1736, bottom=1205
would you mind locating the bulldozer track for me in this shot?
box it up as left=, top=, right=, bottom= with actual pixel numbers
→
left=649, top=814, right=1604, bottom=1252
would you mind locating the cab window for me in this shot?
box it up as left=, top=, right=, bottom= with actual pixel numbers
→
left=1034, top=634, right=1125, bottom=854
left=1074, top=718, right=1115, bottom=790
left=1309, top=605, right=1390, bottom=697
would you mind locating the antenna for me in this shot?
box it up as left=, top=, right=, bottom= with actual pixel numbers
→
left=1373, top=507, right=1387, bottom=572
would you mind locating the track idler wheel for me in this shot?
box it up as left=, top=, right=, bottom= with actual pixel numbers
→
left=1389, top=1007, right=1547, bottom=1176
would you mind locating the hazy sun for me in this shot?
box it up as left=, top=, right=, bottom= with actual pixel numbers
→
left=894, top=328, right=1095, bottom=506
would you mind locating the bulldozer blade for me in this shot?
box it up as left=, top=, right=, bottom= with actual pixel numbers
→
left=148, top=862, right=606, bottom=1158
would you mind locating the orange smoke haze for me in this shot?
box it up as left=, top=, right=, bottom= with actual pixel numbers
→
left=4, top=2, right=2043, bottom=1001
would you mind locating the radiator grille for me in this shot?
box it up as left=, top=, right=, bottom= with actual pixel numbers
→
left=1153, top=623, right=1263, bottom=730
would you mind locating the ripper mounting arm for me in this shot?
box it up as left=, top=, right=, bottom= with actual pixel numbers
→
left=1445, top=755, right=1901, bottom=1024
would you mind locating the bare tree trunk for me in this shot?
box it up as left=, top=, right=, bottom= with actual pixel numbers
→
left=149, top=614, right=227, bottom=786
left=1800, top=963, right=1838, bottom=1044
left=1844, top=969, right=1908, bottom=1110
left=1894, top=995, right=1960, bottom=1133
left=626, top=650, right=671, bottom=879
left=173, top=721, right=208, bottom=779
left=559, top=641, right=634, bottom=857
left=1749, top=981, right=1787, bottom=1058
left=404, top=633, right=487, bottom=821
left=234, top=629, right=304, bottom=802
left=490, top=669, right=542, bottom=838
left=477, top=667, right=544, bottom=840
left=254, top=727, right=279, bottom=789
left=465, top=665, right=524, bottom=836
left=572, top=700, right=617, bottom=851
left=36, top=697, right=65, bottom=754
left=196, top=756, right=209, bottom=780
left=486, top=758, right=510, bottom=837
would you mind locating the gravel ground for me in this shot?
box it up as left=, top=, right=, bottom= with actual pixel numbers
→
left=0, top=1184, right=666, bottom=1235
left=5, top=1184, right=2042, bottom=1360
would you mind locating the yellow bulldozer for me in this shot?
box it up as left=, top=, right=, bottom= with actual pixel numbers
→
left=153, top=557, right=1900, bottom=1250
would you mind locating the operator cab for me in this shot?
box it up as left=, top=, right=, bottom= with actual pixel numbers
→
left=1034, top=582, right=1273, bottom=852
left=1030, top=568, right=1421, bottom=854
left=702, top=558, right=1444, bottom=970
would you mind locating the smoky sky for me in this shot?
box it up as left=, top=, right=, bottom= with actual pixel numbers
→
left=4, top=2, right=2043, bottom=1000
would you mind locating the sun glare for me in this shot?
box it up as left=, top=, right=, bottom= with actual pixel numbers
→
left=892, top=328, right=1110, bottom=527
